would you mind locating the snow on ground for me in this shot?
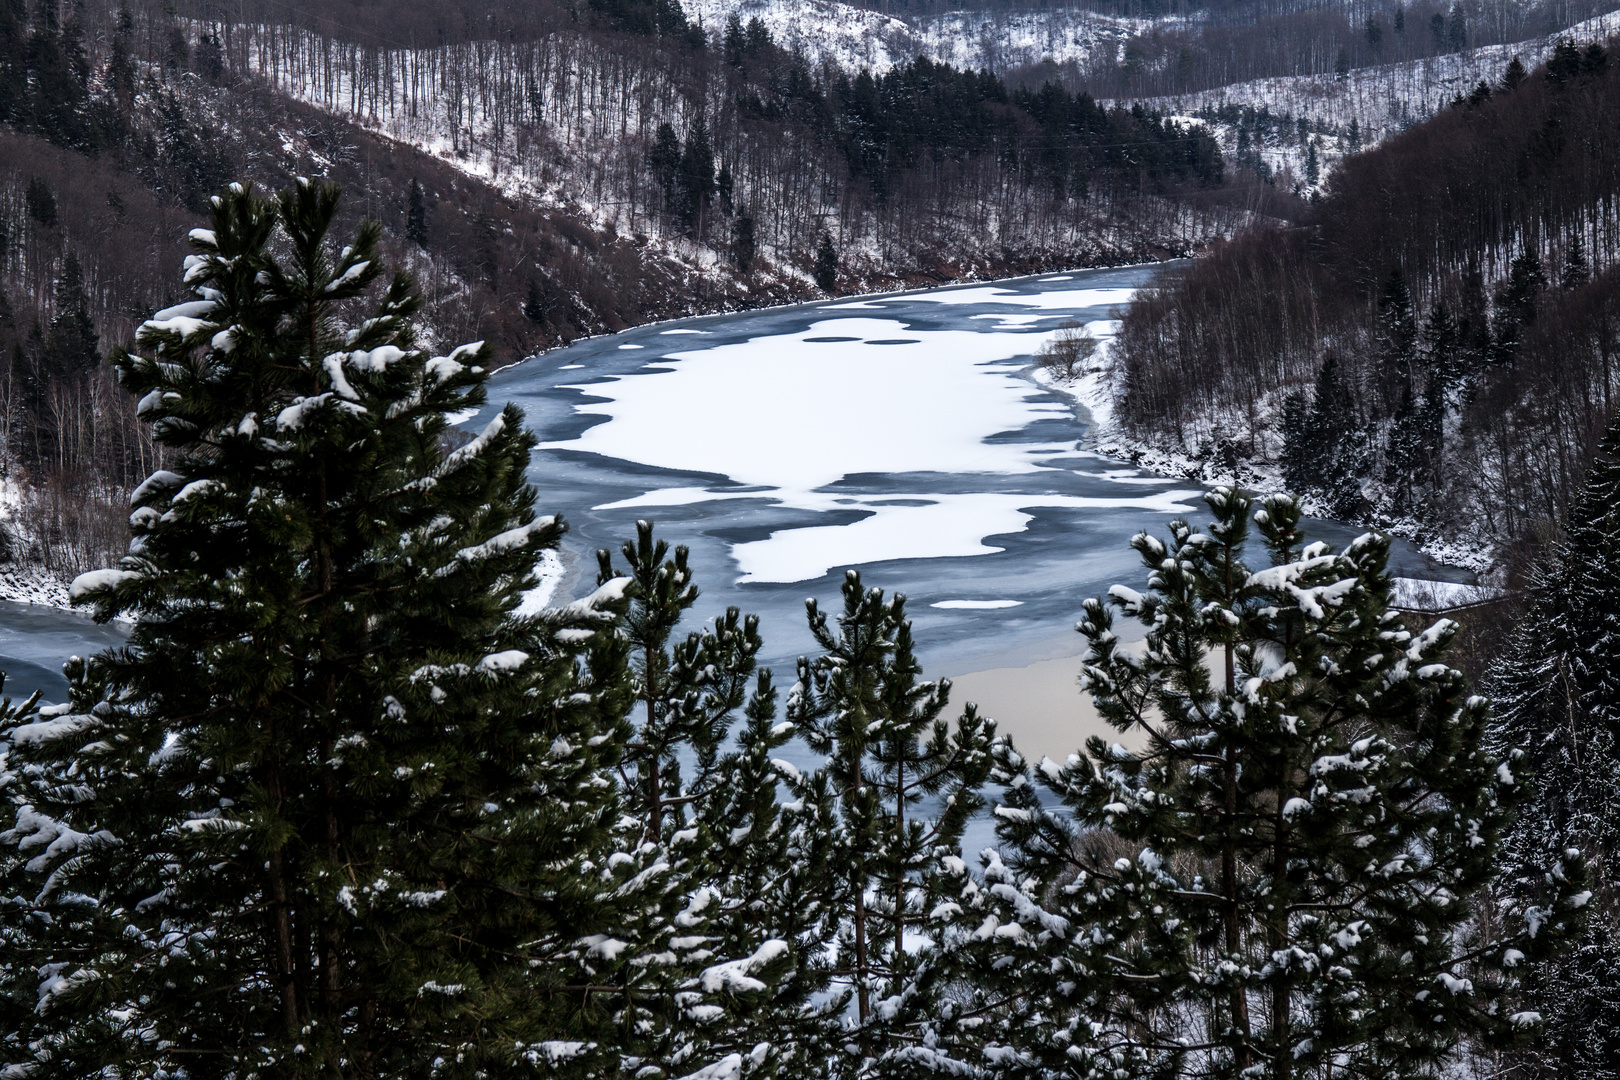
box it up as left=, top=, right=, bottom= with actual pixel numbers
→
left=910, top=7, right=1168, bottom=72
left=1391, top=577, right=1507, bottom=611
left=550, top=311, right=1199, bottom=583
left=683, top=0, right=919, bottom=69
left=931, top=599, right=1023, bottom=609
left=0, top=563, right=70, bottom=610
left=1045, top=340, right=1500, bottom=573
left=681, top=0, right=1156, bottom=72
left=1126, top=8, right=1620, bottom=177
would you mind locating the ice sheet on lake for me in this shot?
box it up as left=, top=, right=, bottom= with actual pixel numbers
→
left=543, top=315, right=1200, bottom=584
left=831, top=286, right=1135, bottom=311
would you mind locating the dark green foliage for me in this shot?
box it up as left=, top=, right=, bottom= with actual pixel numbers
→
left=650, top=121, right=681, bottom=218
left=593, top=521, right=830, bottom=1074
left=25, top=175, right=56, bottom=227
left=587, top=0, right=693, bottom=39
left=153, top=88, right=235, bottom=212
left=41, top=251, right=99, bottom=381
left=814, top=231, right=837, bottom=293
left=1492, top=414, right=1620, bottom=1080
left=1545, top=39, right=1584, bottom=84
left=0, top=0, right=24, bottom=125
left=0, top=180, right=643, bottom=1077
left=964, top=488, right=1590, bottom=1080
left=732, top=210, right=756, bottom=272
left=678, top=118, right=715, bottom=234
left=1561, top=235, right=1590, bottom=289
left=785, top=571, right=995, bottom=1053
left=406, top=177, right=429, bottom=247
left=1492, top=245, right=1547, bottom=365
left=1377, top=264, right=1418, bottom=409
left=105, top=3, right=135, bottom=103
left=1503, top=55, right=1529, bottom=91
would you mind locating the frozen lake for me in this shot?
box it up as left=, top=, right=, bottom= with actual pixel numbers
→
left=491, top=262, right=1466, bottom=676
left=0, top=263, right=1470, bottom=708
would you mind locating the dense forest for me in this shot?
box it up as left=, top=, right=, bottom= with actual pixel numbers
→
left=1112, top=35, right=1620, bottom=568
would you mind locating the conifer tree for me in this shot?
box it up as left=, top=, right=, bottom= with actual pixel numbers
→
left=1560, top=235, right=1590, bottom=289
left=0, top=180, right=653, bottom=1077
left=784, top=571, right=995, bottom=1070
left=1491, top=413, right=1620, bottom=1079
left=732, top=211, right=756, bottom=273
left=105, top=3, right=135, bottom=105
left=814, top=232, right=839, bottom=293
left=407, top=177, right=429, bottom=247
left=1376, top=265, right=1417, bottom=413
left=593, top=521, right=834, bottom=1077
left=957, top=488, right=1590, bottom=1080
left=41, top=251, right=98, bottom=381
left=0, top=0, right=24, bottom=125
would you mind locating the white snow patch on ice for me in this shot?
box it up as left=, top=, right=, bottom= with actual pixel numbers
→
left=932, top=599, right=1024, bottom=610
left=515, top=548, right=566, bottom=616
left=545, top=315, right=1198, bottom=582
left=445, top=408, right=480, bottom=425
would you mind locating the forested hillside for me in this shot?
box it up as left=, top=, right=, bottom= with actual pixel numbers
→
left=0, top=0, right=1241, bottom=583
left=1111, top=35, right=1620, bottom=569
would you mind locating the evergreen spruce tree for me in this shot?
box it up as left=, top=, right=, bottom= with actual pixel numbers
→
left=0, top=180, right=657, bottom=1077
left=1491, top=412, right=1620, bottom=1079
left=41, top=251, right=99, bottom=381
left=1560, top=234, right=1590, bottom=290
left=25, top=0, right=91, bottom=149
left=407, top=177, right=429, bottom=248
left=678, top=119, right=716, bottom=235
left=814, top=232, right=839, bottom=293
left=0, top=0, right=24, bottom=125
left=1493, top=245, right=1546, bottom=366
left=25, top=176, right=56, bottom=228
left=783, top=571, right=995, bottom=1072
left=105, top=2, right=135, bottom=105
left=592, top=521, right=835, bottom=1077
left=1376, top=265, right=1418, bottom=414
left=953, top=488, right=1589, bottom=1080
left=732, top=211, right=756, bottom=273
left=650, top=122, right=682, bottom=221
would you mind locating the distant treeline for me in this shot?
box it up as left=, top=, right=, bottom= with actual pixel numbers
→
left=1114, top=36, right=1620, bottom=557
left=1000, top=0, right=1617, bottom=100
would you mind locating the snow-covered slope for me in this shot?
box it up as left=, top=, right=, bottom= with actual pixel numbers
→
left=908, top=7, right=1163, bottom=72
left=681, top=0, right=1155, bottom=72
left=1125, top=8, right=1620, bottom=183
left=682, top=0, right=921, bottom=69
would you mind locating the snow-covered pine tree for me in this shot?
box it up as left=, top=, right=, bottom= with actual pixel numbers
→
left=0, top=179, right=644, bottom=1077
left=592, top=521, right=835, bottom=1078
left=1491, top=412, right=1620, bottom=1080
left=784, top=571, right=996, bottom=1075
left=955, top=488, right=1590, bottom=1080
left=0, top=674, right=44, bottom=1060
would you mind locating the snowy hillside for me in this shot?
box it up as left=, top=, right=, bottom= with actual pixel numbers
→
left=908, top=7, right=1164, bottom=73
left=1125, top=7, right=1620, bottom=186
left=682, top=0, right=921, bottom=68
left=681, top=0, right=1159, bottom=72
